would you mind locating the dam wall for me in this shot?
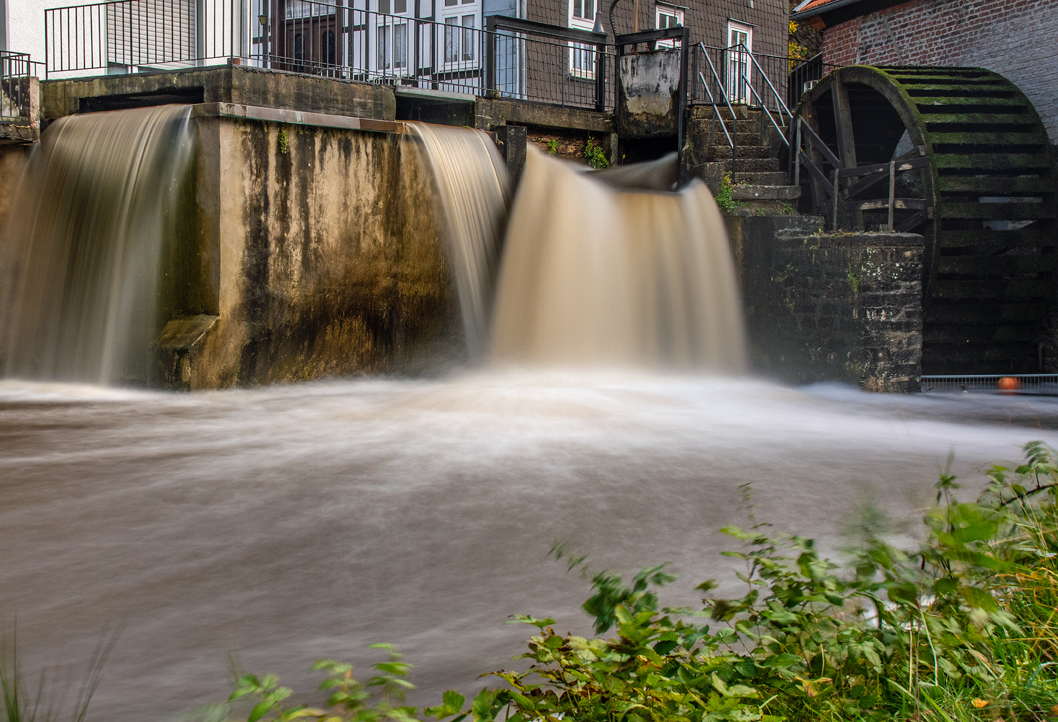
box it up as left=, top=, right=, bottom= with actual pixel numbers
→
left=163, top=109, right=460, bottom=389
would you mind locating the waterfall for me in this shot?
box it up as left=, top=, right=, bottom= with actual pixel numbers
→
left=408, top=122, right=510, bottom=357
left=490, top=147, right=746, bottom=371
left=0, top=104, right=194, bottom=384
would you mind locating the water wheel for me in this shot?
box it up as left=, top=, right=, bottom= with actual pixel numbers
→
left=794, top=66, right=1058, bottom=375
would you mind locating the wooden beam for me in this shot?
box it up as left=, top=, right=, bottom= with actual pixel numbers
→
left=832, top=79, right=859, bottom=229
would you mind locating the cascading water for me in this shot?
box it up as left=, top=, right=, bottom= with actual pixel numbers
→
left=491, top=147, right=746, bottom=370
left=0, top=104, right=193, bottom=384
left=408, top=122, right=510, bottom=357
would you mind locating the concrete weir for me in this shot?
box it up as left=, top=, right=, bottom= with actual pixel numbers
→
left=173, top=104, right=460, bottom=389
left=0, top=67, right=503, bottom=389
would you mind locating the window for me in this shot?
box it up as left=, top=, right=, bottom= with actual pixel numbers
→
left=443, top=14, right=474, bottom=63
left=726, top=20, right=752, bottom=103
left=373, top=0, right=410, bottom=73
left=655, top=4, right=683, bottom=48
left=568, top=0, right=596, bottom=78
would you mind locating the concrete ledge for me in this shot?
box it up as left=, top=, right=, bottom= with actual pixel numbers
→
left=476, top=97, right=613, bottom=132
left=191, top=102, right=407, bottom=134
left=732, top=184, right=800, bottom=201
left=776, top=230, right=924, bottom=247
left=42, top=65, right=396, bottom=121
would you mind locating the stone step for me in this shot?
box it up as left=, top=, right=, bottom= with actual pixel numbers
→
left=686, top=124, right=763, bottom=148
left=731, top=184, right=801, bottom=201
left=707, top=144, right=773, bottom=160
left=735, top=171, right=788, bottom=185
left=716, top=157, right=782, bottom=173
left=692, top=104, right=754, bottom=121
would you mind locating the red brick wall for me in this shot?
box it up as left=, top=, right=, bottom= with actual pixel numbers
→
left=820, top=0, right=1058, bottom=143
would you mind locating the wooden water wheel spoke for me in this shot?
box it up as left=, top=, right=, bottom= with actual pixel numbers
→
left=794, top=65, right=1058, bottom=375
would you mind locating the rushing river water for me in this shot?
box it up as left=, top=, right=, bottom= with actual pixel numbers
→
left=3, top=370, right=1058, bottom=721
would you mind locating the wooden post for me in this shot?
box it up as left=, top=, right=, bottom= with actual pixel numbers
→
left=887, top=160, right=896, bottom=232
left=832, top=79, right=859, bottom=229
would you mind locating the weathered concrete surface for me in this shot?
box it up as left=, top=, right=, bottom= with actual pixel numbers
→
left=0, top=145, right=31, bottom=233
left=167, top=114, right=458, bottom=389
left=0, top=77, right=40, bottom=145
left=474, top=96, right=612, bottom=133
left=731, top=214, right=924, bottom=392
left=617, top=49, right=680, bottom=138
left=42, top=65, right=396, bottom=122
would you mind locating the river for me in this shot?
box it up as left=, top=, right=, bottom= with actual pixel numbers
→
left=1, top=370, right=1055, bottom=720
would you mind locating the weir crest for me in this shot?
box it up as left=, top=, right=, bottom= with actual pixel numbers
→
left=0, top=108, right=746, bottom=385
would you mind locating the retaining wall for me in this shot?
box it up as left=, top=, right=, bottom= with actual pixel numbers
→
left=730, top=215, right=924, bottom=392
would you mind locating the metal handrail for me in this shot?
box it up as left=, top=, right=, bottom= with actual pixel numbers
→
left=737, top=66, right=788, bottom=148
left=733, top=42, right=792, bottom=121
left=697, top=43, right=738, bottom=181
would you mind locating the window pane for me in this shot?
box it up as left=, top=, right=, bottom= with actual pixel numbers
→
left=323, top=29, right=336, bottom=64
left=395, top=0, right=407, bottom=11
left=379, top=0, right=390, bottom=12
left=585, top=0, right=594, bottom=21
left=394, top=23, right=407, bottom=67
left=377, top=25, right=390, bottom=67
left=461, top=14, right=474, bottom=61
left=444, top=0, right=457, bottom=6
left=444, top=17, right=457, bottom=62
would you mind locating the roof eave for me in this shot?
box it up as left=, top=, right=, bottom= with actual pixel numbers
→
left=790, top=0, right=865, bottom=22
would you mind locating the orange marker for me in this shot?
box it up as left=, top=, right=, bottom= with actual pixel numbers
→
left=998, top=376, right=1021, bottom=392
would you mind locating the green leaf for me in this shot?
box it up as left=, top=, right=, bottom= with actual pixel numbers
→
left=249, top=700, right=276, bottom=722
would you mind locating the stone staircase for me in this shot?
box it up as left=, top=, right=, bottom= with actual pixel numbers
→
left=684, top=104, right=799, bottom=215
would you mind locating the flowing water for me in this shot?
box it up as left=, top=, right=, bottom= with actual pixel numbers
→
left=2, top=112, right=1055, bottom=722
left=0, top=105, right=194, bottom=384
left=492, top=149, right=745, bottom=369
left=408, top=122, right=510, bottom=356
left=3, top=374, right=1058, bottom=722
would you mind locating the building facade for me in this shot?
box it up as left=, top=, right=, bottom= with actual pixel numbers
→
left=792, top=0, right=1058, bottom=143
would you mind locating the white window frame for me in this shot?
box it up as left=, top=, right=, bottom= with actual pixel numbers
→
left=567, top=0, right=596, bottom=79
left=726, top=20, right=752, bottom=103
left=655, top=4, right=683, bottom=49
left=437, top=0, right=479, bottom=70
left=372, top=0, right=413, bottom=75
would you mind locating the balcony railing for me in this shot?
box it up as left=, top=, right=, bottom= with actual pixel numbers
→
left=1, top=51, right=36, bottom=120
left=691, top=45, right=840, bottom=114
left=44, top=0, right=615, bottom=110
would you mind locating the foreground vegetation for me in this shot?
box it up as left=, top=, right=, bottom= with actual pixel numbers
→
left=7, top=443, right=1058, bottom=722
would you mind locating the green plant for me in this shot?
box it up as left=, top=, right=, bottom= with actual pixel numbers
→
left=545, top=139, right=559, bottom=156
left=278, top=128, right=289, bottom=155
left=780, top=201, right=797, bottom=216
left=847, top=265, right=860, bottom=294
left=583, top=136, right=610, bottom=169
left=715, top=174, right=744, bottom=214
left=1, top=628, right=118, bottom=722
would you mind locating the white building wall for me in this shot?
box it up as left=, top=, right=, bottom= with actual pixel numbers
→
left=8, top=0, right=49, bottom=74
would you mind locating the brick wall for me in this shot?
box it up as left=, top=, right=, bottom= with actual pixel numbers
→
left=820, top=0, right=1058, bottom=143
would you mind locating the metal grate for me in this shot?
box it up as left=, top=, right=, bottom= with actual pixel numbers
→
left=921, top=374, right=1058, bottom=394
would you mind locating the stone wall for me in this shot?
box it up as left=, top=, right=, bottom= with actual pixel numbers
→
left=732, top=215, right=924, bottom=392
left=820, top=0, right=1058, bottom=144
left=171, top=115, right=460, bottom=389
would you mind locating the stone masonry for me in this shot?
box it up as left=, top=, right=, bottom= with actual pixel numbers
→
left=735, top=216, right=925, bottom=392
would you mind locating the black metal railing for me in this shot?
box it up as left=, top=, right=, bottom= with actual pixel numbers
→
left=788, top=53, right=839, bottom=110
left=691, top=44, right=792, bottom=115
left=0, top=51, right=35, bottom=120
left=44, top=0, right=614, bottom=110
